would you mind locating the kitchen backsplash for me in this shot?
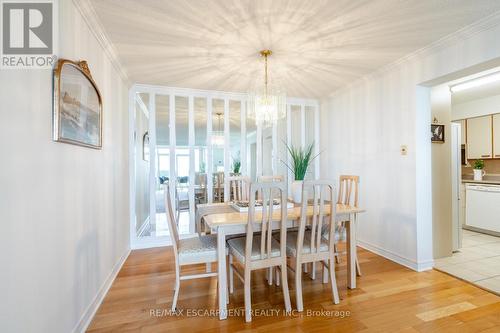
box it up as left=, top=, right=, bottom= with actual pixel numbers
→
left=463, top=159, right=500, bottom=175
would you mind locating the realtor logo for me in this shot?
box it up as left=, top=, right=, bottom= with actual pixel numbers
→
left=1, top=0, right=56, bottom=68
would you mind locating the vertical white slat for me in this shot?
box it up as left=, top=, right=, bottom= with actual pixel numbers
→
left=169, top=94, right=177, bottom=214
left=256, top=122, right=262, bottom=178
left=240, top=99, right=247, bottom=176
left=188, top=95, right=195, bottom=234
left=207, top=96, right=213, bottom=203
left=224, top=98, right=230, bottom=202
left=314, top=104, right=320, bottom=179
left=300, top=103, right=306, bottom=148
left=272, top=120, right=278, bottom=175
left=148, top=93, right=157, bottom=231
left=129, top=89, right=137, bottom=245
left=286, top=104, right=292, bottom=195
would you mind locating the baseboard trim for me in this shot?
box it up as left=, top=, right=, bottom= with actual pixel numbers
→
left=72, top=248, right=131, bottom=333
left=357, top=240, right=433, bottom=272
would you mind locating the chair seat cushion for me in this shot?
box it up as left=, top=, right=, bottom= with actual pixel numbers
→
left=227, top=235, right=282, bottom=263
left=178, top=234, right=226, bottom=265
left=284, top=230, right=331, bottom=257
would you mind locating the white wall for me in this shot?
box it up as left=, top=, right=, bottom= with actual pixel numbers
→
left=135, top=103, right=150, bottom=233
left=320, top=15, right=500, bottom=271
left=0, top=1, right=130, bottom=332
left=431, top=85, right=453, bottom=259
left=452, top=93, right=500, bottom=120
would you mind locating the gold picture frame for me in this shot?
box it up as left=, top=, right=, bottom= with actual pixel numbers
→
left=53, top=59, right=103, bottom=149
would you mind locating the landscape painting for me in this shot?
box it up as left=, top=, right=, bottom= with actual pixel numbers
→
left=53, top=59, right=102, bottom=149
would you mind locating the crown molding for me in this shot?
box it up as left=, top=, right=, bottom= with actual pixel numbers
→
left=72, top=0, right=130, bottom=84
left=328, top=10, right=500, bottom=99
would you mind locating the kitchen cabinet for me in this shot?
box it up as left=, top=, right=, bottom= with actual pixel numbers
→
left=467, top=116, right=492, bottom=159
left=493, top=114, right=500, bottom=158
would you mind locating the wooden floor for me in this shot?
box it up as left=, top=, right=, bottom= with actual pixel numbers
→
left=88, top=244, right=500, bottom=332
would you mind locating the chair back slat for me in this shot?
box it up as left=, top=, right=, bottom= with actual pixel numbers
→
left=258, top=175, right=285, bottom=182
left=227, top=176, right=250, bottom=202
left=246, top=180, right=287, bottom=263
left=164, top=181, right=180, bottom=254
left=337, top=175, right=359, bottom=207
left=298, top=180, right=336, bottom=257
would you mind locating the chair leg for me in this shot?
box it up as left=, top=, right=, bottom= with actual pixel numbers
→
left=322, top=260, right=329, bottom=284
left=268, top=267, right=273, bottom=285
left=334, top=243, right=341, bottom=264
left=295, top=262, right=304, bottom=312
left=229, top=254, right=234, bottom=294
left=244, top=268, right=252, bottom=322
left=311, top=262, right=316, bottom=280
left=329, top=257, right=340, bottom=304
left=281, top=263, right=291, bottom=313
left=206, top=262, right=212, bottom=273
left=303, top=262, right=308, bottom=273
left=275, top=266, right=280, bottom=286
left=172, top=268, right=180, bottom=311
left=356, top=256, right=362, bottom=276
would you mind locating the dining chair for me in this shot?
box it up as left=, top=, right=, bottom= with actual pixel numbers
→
left=227, top=180, right=291, bottom=322
left=284, top=180, right=340, bottom=312
left=163, top=181, right=228, bottom=311
left=336, top=175, right=361, bottom=276
left=195, top=172, right=207, bottom=204
left=258, top=175, right=285, bottom=182
left=227, top=175, right=251, bottom=201
left=213, top=172, right=225, bottom=202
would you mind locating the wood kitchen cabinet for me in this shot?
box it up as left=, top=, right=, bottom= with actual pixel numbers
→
left=494, top=114, right=500, bottom=158
left=467, top=115, right=492, bottom=159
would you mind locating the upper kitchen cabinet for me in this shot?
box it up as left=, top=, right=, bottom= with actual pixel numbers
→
left=467, top=115, right=492, bottom=159
left=494, top=114, right=500, bottom=158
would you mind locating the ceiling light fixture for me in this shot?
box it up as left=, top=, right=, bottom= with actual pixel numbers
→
left=248, top=50, right=286, bottom=127
left=450, top=72, right=500, bottom=93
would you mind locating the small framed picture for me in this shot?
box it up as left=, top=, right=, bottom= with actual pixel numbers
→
left=431, top=124, right=445, bottom=143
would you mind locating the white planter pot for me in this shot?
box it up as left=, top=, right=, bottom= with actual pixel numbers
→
left=473, top=169, right=485, bottom=181
left=291, top=180, right=303, bottom=204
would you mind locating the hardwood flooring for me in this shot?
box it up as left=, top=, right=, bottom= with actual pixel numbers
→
left=87, top=244, right=500, bottom=332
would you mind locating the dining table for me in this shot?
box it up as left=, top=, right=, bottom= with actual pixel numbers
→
left=201, top=202, right=366, bottom=320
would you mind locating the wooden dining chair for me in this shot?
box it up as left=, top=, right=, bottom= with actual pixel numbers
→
left=227, top=180, right=291, bottom=322
left=213, top=172, right=225, bottom=202
left=258, top=175, right=285, bottom=182
left=163, top=181, right=228, bottom=311
left=284, top=180, right=340, bottom=312
left=336, top=175, right=361, bottom=275
left=227, top=175, right=251, bottom=201
left=195, top=172, right=207, bottom=204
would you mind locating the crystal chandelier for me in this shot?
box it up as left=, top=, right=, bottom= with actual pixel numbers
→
left=248, top=50, right=286, bottom=127
left=211, top=112, right=224, bottom=146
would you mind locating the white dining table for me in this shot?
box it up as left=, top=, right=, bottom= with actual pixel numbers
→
left=202, top=203, right=365, bottom=320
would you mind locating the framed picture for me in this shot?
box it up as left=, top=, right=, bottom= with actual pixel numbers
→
left=143, top=131, right=150, bottom=161
left=53, top=59, right=103, bottom=149
left=431, top=124, right=445, bottom=143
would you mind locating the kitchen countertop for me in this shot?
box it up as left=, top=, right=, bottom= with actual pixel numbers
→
left=462, top=174, right=500, bottom=185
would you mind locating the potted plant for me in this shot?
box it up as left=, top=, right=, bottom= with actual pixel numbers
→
left=473, top=159, right=486, bottom=181
left=284, top=142, right=319, bottom=203
left=231, top=155, right=241, bottom=175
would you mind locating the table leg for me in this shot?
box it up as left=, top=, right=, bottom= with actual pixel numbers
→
left=346, top=213, right=357, bottom=289
left=217, top=228, right=227, bottom=319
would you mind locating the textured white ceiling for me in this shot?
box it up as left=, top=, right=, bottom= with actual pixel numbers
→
left=90, top=0, right=500, bottom=98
